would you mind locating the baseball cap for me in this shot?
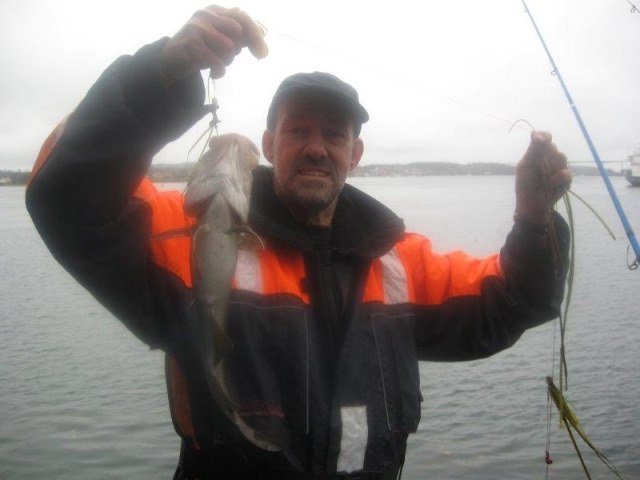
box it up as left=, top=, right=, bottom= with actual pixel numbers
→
left=266, top=72, right=369, bottom=135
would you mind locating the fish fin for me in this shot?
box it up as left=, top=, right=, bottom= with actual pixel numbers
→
left=228, top=225, right=266, bottom=251
left=210, top=318, right=234, bottom=365
left=150, top=225, right=195, bottom=241
left=184, top=179, right=227, bottom=217
left=209, top=366, right=290, bottom=452
left=234, top=417, right=289, bottom=452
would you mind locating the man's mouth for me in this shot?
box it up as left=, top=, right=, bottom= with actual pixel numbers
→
left=298, top=169, right=329, bottom=178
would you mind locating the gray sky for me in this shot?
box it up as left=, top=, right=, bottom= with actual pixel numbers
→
left=1, top=0, right=639, bottom=171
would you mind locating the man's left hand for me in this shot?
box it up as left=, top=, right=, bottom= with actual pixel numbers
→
left=515, top=131, right=572, bottom=226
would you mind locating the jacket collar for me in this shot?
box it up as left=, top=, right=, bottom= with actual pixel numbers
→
left=248, top=166, right=405, bottom=258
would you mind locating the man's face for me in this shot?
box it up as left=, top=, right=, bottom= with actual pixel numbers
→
left=262, top=94, right=364, bottom=219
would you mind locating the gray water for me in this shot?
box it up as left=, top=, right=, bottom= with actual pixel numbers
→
left=1, top=176, right=639, bottom=479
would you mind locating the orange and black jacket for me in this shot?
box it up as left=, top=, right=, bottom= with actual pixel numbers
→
left=26, top=40, right=569, bottom=479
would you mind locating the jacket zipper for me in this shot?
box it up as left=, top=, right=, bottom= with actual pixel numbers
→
left=318, top=247, right=338, bottom=354
left=370, top=316, right=392, bottom=431
left=315, top=246, right=340, bottom=472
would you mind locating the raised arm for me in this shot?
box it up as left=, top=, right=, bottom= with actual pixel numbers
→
left=412, top=132, right=571, bottom=361
left=26, top=5, right=266, bottom=348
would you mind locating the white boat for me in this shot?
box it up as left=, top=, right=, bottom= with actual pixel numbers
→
left=625, top=151, right=640, bottom=186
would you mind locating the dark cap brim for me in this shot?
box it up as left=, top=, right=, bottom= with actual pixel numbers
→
left=267, top=72, right=369, bottom=133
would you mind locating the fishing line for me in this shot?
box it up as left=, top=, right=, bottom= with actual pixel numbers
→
left=567, top=190, right=616, bottom=240
left=508, top=118, right=536, bottom=133
left=627, top=245, right=639, bottom=269
left=180, top=74, right=221, bottom=235
left=520, top=0, right=640, bottom=270
left=518, top=4, right=632, bottom=475
left=183, top=75, right=220, bottom=194
left=543, top=184, right=628, bottom=479
left=624, top=0, right=640, bottom=14
left=545, top=314, right=558, bottom=477
left=508, top=118, right=623, bottom=478
left=507, top=117, right=569, bottom=475
left=195, top=76, right=221, bottom=159
left=264, top=27, right=529, bottom=132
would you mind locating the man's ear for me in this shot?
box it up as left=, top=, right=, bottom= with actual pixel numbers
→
left=262, top=130, right=274, bottom=165
left=350, top=138, right=364, bottom=170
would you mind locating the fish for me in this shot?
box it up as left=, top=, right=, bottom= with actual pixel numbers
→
left=184, top=133, right=286, bottom=452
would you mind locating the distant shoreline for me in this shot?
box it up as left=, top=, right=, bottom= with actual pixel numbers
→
left=1, top=162, right=618, bottom=186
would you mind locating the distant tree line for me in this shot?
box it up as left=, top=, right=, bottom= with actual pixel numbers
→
left=0, top=170, right=30, bottom=186
left=1, top=162, right=614, bottom=186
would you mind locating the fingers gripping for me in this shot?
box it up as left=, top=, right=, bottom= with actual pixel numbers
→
left=160, top=5, right=268, bottom=84
left=220, top=7, right=268, bottom=59
left=516, top=130, right=572, bottom=224
left=195, top=6, right=267, bottom=61
left=523, top=131, right=570, bottom=185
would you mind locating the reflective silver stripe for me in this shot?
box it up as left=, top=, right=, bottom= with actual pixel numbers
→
left=235, top=250, right=263, bottom=293
left=380, top=247, right=409, bottom=304
left=337, top=405, right=368, bottom=473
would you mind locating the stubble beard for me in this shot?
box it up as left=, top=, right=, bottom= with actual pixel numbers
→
left=274, top=161, right=346, bottom=217
left=275, top=175, right=342, bottom=216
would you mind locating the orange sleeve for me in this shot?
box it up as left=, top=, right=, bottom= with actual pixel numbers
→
left=396, top=233, right=504, bottom=306
left=134, top=179, right=195, bottom=288
left=27, top=118, right=68, bottom=188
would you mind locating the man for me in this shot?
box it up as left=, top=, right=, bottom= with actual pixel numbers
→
left=26, top=5, right=571, bottom=479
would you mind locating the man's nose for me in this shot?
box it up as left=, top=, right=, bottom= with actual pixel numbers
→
left=302, top=130, right=328, bottom=161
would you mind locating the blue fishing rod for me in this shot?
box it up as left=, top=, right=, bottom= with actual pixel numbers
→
left=520, top=0, right=640, bottom=270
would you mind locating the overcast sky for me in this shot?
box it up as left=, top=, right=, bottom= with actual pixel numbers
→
left=1, top=0, right=638, bottom=171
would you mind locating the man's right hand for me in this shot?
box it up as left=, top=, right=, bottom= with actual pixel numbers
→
left=159, top=5, right=268, bottom=86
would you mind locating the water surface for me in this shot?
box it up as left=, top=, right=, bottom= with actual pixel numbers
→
left=1, top=176, right=638, bottom=479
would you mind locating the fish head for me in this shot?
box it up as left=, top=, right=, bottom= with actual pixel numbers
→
left=184, top=134, right=260, bottom=218
left=209, top=133, right=260, bottom=195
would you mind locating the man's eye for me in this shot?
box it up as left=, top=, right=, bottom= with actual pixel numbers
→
left=328, top=131, right=341, bottom=136
left=326, top=129, right=347, bottom=140
left=286, top=125, right=307, bottom=136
